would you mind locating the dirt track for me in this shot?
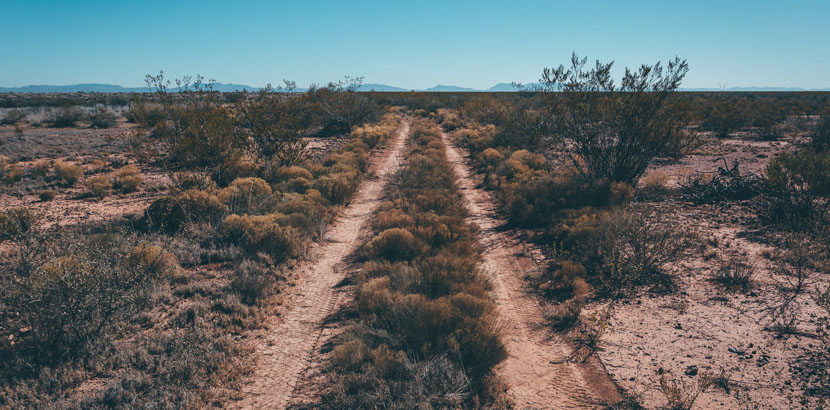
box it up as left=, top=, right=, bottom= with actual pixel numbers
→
left=231, top=120, right=409, bottom=409
left=442, top=132, right=622, bottom=409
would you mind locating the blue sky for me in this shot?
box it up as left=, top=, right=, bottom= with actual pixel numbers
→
left=2, top=0, right=829, bottom=89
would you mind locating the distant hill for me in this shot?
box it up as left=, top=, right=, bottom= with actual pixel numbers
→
left=356, top=83, right=409, bottom=92
left=422, top=85, right=479, bottom=92
left=0, top=83, right=258, bottom=93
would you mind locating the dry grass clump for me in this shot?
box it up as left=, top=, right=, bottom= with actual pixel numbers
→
left=433, top=108, right=464, bottom=131
left=114, top=164, right=142, bottom=193
left=86, top=175, right=113, bottom=198
left=2, top=163, right=23, bottom=184
left=350, top=113, right=400, bottom=148
left=712, top=253, right=756, bottom=291
left=29, top=159, right=51, bottom=177
left=54, top=160, right=84, bottom=186
left=319, top=118, right=507, bottom=408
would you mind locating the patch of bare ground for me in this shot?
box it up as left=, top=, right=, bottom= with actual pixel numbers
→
left=442, top=132, right=621, bottom=409
left=595, top=136, right=829, bottom=408
left=231, top=120, right=410, bottom=409
left=0, top=163, right=169, bottom=228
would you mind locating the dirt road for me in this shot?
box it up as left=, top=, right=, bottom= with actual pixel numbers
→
left=442, top=132, right=621, bottom=409
left=232, top=121, right=410, bottom=409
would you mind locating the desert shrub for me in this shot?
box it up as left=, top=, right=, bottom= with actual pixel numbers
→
left=538, top=260, right=592, bottom=300
left=555, top=207, right=697, bottom=296
left=50, top=105, right=84, bottom=127
left=5, top=234, right=162, bottom=366
left=145, top=196, right=186, bottom=233
left=434, top=108, right=464, bottom=131
left=638, top=172, right=671, bottom=199
left=172, top=171, right=216, bottom=191
left=761, top=150, right=830, bottom=229
left=713, top=253, right=755, bottom=291
left=230, top=259, right=274, bottom=305
left=349, top=113, right=400, bottom=148
left=0, top=208, right=35, bottom=241
left=126, top=243, right=180, bottom=277
left=89, top=107, right=118, bottom=128
left=219, top=177, right=273, bottom=213
left=29, top=159, right=50, bottom=177
left=543, top=299, right=584, bottom=330
left=1, top=109, right=27, bottom=125
left=86, top=175, right=113, bottom=198
left=811, top=115, right=830, bottom=153
left=38, top=190, right=56, bottom=201
left=374, top=209, right=414, bottom=231
left=275, top=165, right=313, bottom=181
left=54, top=160, right=83, bottom=186
left=702, top=96, right=746, bottom=138
left=127, top=97, right=165, bottom=127
left=117, top=172, right=142, bottom=193
left=540, top=53, right=693, bottom=185
left=363, top=228, right=423, bottom=261
left=3, top=163, right=23, bottom=184
left=222, top=214, right=299, bottom=262
left=315, top=172, right=360, bottom=205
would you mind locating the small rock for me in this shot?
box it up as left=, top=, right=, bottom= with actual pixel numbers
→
left=705, top=355, right=713, bottom=359
left=728, top=346, right=745, bottom=355
left=685, top=365, right=699, bottom=376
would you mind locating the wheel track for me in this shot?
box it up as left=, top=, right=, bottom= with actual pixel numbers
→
left=441, top=131, right=621, bottom=409
left=231, top=120, right=410, bottom=409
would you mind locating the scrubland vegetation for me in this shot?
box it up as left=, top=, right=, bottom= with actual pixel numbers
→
left=1, top=59, right=829, bottom=408
left=0, top=78, right=401, bottom=407
left=314, top=118, right=507, bottom=408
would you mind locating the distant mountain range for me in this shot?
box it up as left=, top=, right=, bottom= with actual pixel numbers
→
left=1, top=83, right=828, bottom=93
left=0, top=83, right=258, bottom=93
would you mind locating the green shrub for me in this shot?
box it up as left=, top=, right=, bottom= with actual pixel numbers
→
left=0, top=208, right=35, bottom=241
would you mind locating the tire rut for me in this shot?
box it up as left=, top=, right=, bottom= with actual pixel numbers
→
left=442, top=132, right=621, bottom=409
left=231, top=120, right=410, bottom=409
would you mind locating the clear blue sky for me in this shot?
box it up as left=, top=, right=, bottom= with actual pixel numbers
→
left=2, top=0, right=829, bottom=89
